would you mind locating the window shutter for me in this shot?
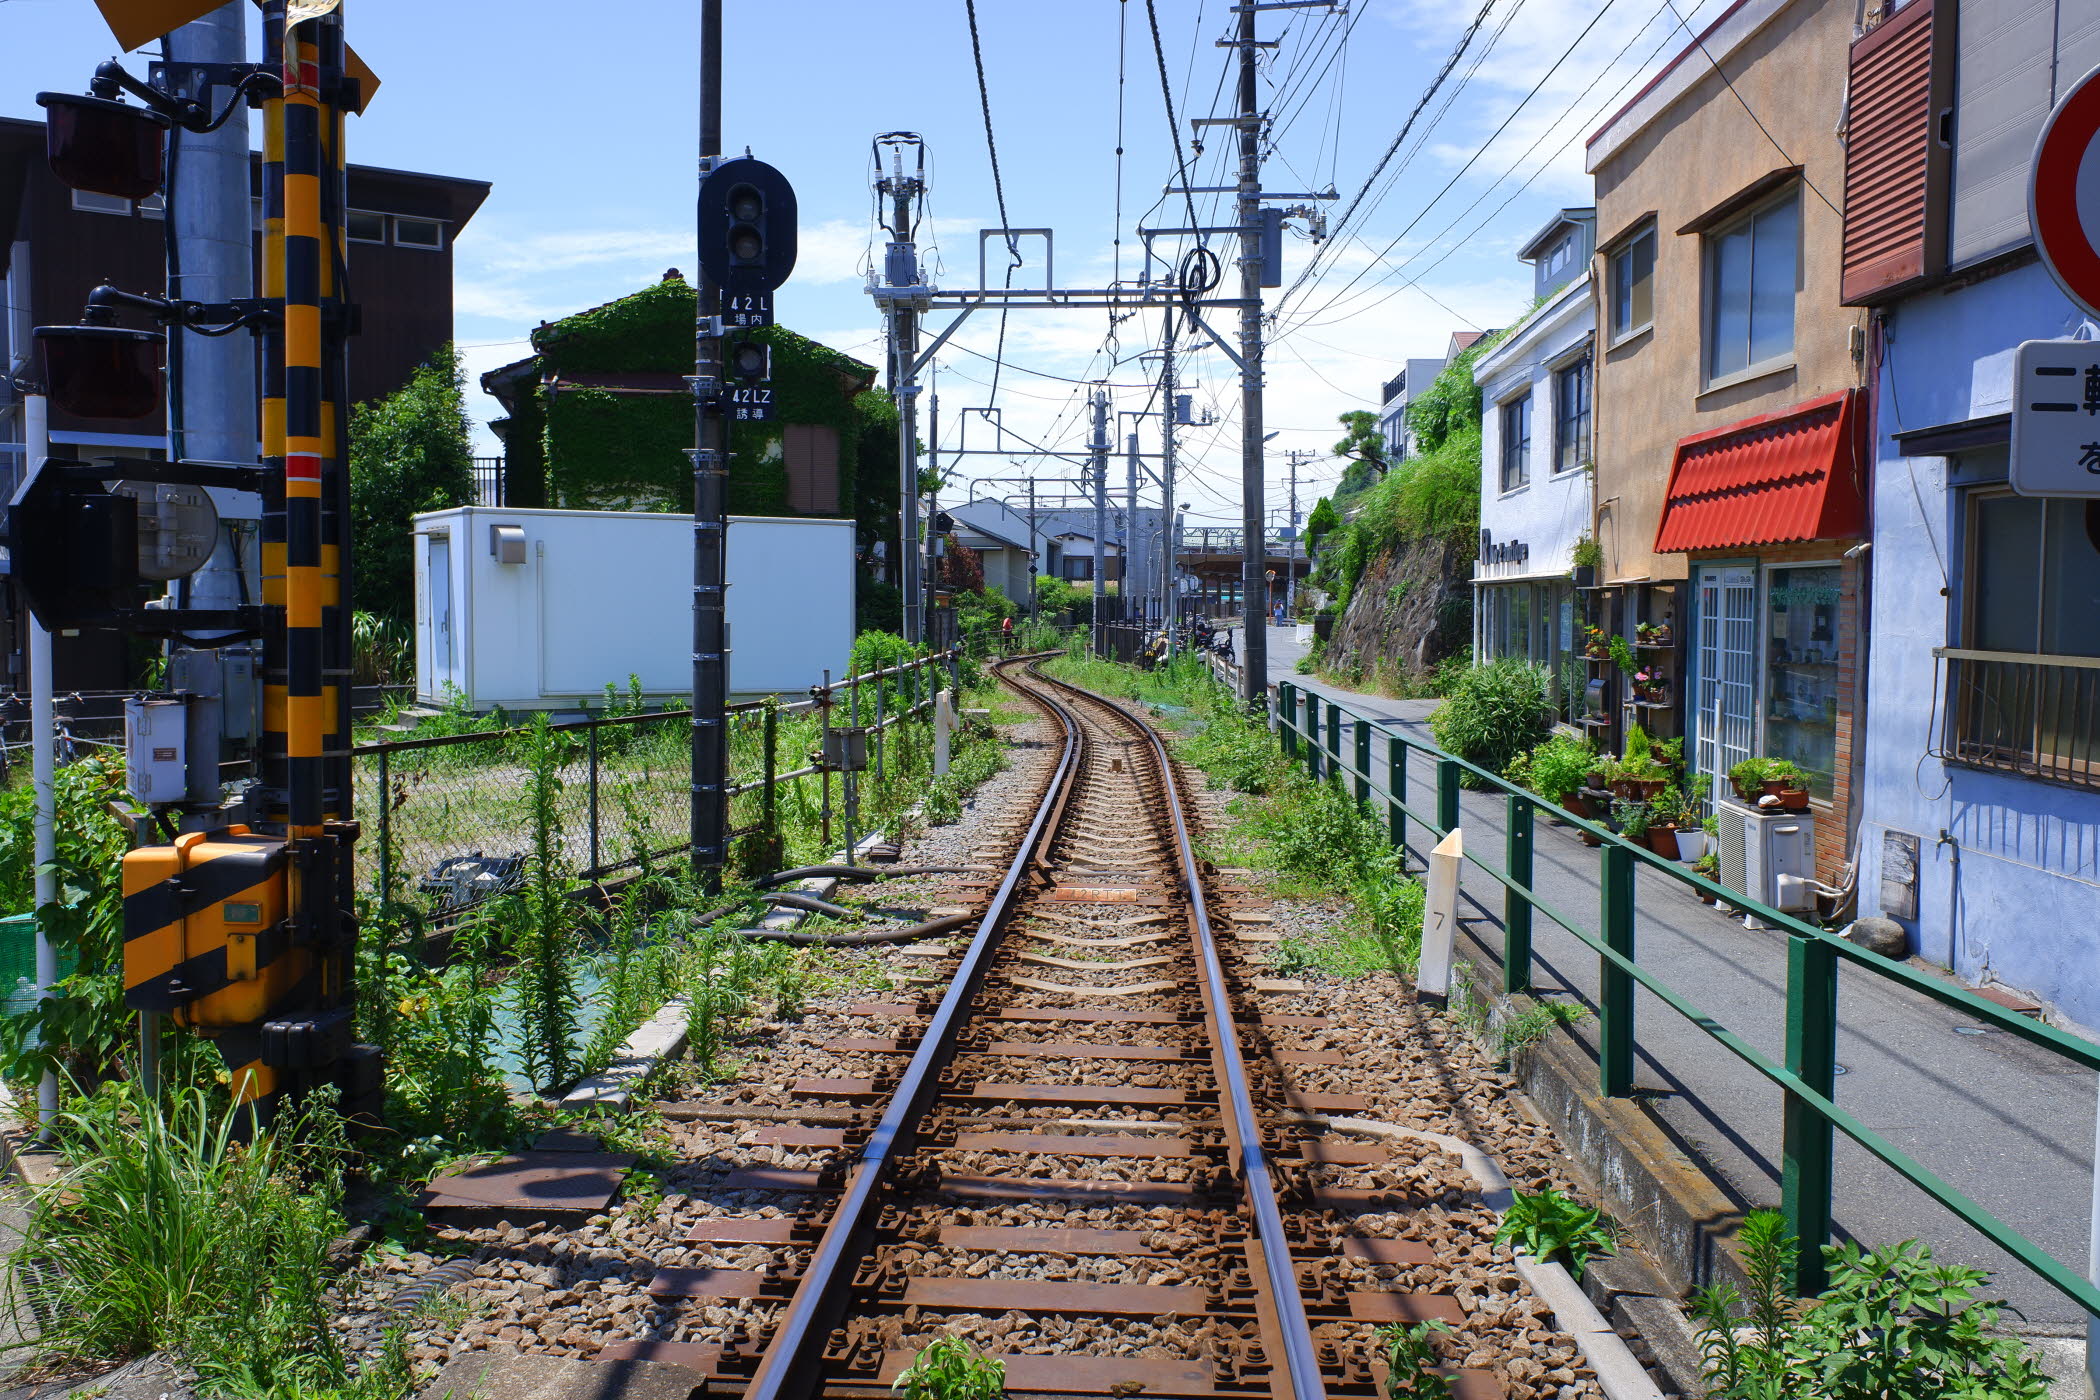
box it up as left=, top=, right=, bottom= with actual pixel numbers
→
left=1949, top=0, right=2055, bottom=266
left=783, top=424, right=840, bottom=515
left=1843, top=0, right=1950, bottom=303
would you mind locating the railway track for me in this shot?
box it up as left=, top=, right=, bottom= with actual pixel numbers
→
left=611, top=657, right=1502, bottom=1399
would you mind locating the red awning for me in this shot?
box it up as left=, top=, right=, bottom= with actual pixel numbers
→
left=1652, top=388, right=1868, bottom=554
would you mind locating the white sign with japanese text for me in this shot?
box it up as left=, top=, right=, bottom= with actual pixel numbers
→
left=2011, top=338, right=2100, bottom=497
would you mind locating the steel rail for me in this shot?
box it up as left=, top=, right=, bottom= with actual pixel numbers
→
left=1023, top=662, right=1329, bottom=1400
left=738, top=654, right=1080, bottom=1399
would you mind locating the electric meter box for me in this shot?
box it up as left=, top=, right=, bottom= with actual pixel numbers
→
left=124, top=695, right=188, bottom=804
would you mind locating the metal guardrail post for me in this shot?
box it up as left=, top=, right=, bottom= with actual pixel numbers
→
left=1353, top=719, right=1371, bottom=805
left=1304, top=692, right=1321, bottom=780
left=1506, top=793, right=1533, bottom=994
left=375, top=747, right=391, bottom=899
left=1436, top=758, right=1461, bottom=835
left=587, top=724, right=601, bottom=876
left=1278, top=682, right=1296, bottom=756
left=1388, top=736, right=1407, bottom=855
left=875, top=682, right=886, bottom=783
left=1600, top=841, right=1636, bottom=1098
left=762, top=701, right=780, bottom=858
left=1784, top=928, right=1839, bottom=1295
left=1325, top=702, right=1341, bottom=778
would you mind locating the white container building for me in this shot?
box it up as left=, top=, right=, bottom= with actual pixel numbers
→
left=411, top=505, right=855, bottom=710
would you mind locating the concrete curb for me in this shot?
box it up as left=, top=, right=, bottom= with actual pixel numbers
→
left=559, top=816, right=914, bottom=1113
left=1300, top=1115, right=1667, bottom=1400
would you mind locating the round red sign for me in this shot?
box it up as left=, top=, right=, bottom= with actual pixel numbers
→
left=2030, top=65, right=2100, bottom=318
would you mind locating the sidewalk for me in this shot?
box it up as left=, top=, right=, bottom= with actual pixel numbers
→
left=1261, top=625, right=2094, bottom=1333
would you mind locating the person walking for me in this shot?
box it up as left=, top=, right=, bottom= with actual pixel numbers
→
left=1000, top=614, right=1015, bottom=655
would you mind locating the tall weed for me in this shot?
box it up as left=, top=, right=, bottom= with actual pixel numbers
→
left=506, top=715, right=580, bottom=1092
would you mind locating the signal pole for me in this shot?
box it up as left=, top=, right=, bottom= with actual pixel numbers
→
left=1233, top=0, right=1268, bottom=700
left=691, top=0, right=726, bottom=881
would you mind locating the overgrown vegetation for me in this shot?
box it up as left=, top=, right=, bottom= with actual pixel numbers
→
left=1690, top=1209, right=2047, bottom=1399
left=891, top=1335, right=1006, bottom=1400
left=1428, top=659, right=1555, bottom=786
left=5, top=1083, right=407, bottom=1398
left=1494, top=1187, right=1619, bottom=1281
left=1375, top=1319, right=1454, bottom=1398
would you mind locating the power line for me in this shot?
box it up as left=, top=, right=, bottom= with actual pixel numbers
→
left=1279, top=0, right=1631, bottom=332
left=1659, top=0, right=1841, bottom=216
left=963, top=0, right=1022, bottom=404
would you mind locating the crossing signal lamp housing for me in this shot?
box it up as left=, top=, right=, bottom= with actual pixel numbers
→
left=725, top=335, right=774, bottom=423
left=35, top=324, right=165, bottom=420
left=698, top=156, right=798, bottom=295
left=34, top=90, right=169, bottom=200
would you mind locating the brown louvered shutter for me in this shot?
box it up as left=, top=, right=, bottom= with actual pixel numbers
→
left=783, top=424, right=840, bottom=514
left=1842, top=0, right=1950, bottom=305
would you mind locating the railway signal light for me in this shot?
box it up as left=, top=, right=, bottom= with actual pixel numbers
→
left=35, top=323, right=164, bottom=419
left=698, top=156, right=798, bottom=295
left=726, top=333, right=774, bottom=422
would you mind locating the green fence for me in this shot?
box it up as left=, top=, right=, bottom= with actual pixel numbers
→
left=1273, top=679, right=2100, bottom=1309
left=357, top=651, right=960, bottom=923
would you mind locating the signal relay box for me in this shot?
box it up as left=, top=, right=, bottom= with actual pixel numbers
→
left=121, top=826, right=301, bottom=1029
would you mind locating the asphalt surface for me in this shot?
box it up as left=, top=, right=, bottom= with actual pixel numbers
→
left=1257, top=625, right=2094, bottom=1331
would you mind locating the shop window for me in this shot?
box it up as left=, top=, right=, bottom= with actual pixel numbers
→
left=1499, top=393, right=1531, bottom=492
left=1706, top=189, right=1799, bottom=383
left=1944, top=479, right=2100, bottom=785
left=1554, top=356, right=1591, bottom=473
left=1764, top=563, right=1842, bottom=801
left=1609, top=224, right=1655, bottom=343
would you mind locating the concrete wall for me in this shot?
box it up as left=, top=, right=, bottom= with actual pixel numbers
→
left=1587, top=0, right=1867, bottom=586
left=1475, top=274, right=1596, bottom=581
left=1856, top=258, right=2100, bottom=1029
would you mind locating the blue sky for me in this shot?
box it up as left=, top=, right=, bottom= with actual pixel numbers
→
left=4, top=0, right=1736, bottom=529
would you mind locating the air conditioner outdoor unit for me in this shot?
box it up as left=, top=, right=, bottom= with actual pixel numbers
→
left=1716, top=798, right=1816, bottom=925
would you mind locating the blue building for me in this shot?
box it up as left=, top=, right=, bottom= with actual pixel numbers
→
left=1847, top=0, right=2100, bottom=1028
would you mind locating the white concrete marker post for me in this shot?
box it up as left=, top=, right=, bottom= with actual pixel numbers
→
left=934, top=689, right=955, bottom=776
left=1418, top=829, right=1464, bottom=999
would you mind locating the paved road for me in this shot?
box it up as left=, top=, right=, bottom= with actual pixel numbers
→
left=1259, top=625, right=2094, bottom=1331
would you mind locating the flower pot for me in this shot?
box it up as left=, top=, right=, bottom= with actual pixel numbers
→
left=1674, top=829, right=1707, bottom=862
left=1587, top=770, right=1609, bottom=789
left=1646, top=822, right=1682, bottom=858
left=1573, top=564, right=1597, bottom=590
left=1634, top=778, right=1668, bottom=801
left=1580, top=826, right=1604, bottom=847
left=1560, top=792, right=1590, bottom=820
left=1697, top=888, right=1718, bottom=905
left=1778, top=786, right=1811, bottom=812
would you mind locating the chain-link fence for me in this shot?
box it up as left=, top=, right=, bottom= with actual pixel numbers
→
left=355, top=650, right=962, bottom=924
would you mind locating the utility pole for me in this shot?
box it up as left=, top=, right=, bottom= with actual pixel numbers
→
left=876, top=140, right=926, bottom=644
left=1160, top=331, right=1178, bottom=637
left=690, top=0, right=726, bottom=881
left=164, top=3, right=256, bottom=625
left=1233, top=0, right=1269, bottom=702
left=1283, top=448, right=1316, bottom=620
left=927, top=377, right=940, bottom=621
left=1125, top=428, right=1142, bottom=623
left=1090, top=387, right=1109, bottom=651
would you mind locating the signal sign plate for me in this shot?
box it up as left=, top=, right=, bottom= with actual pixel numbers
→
left=725, top=293, right=773, bottom=329
left=728, top=387, right=776, bottom=423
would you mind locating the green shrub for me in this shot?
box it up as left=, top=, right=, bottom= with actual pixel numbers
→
left=1495, top=1187, right=1618, bottom=1281
left=1429, top=660, right=1555, bottom=786
left=6, top=1083, right=402, bottom=1396
left=1509, top=733, right=1594, bottom=804
left=1691, top=1210, right=2047, bottom=1400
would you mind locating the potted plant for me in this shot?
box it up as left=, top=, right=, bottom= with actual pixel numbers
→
left=1638, top=617, right=1675, bottom=648
left=1764, top=760, right=1812, bottom=811
left=1670, top=777, right=1713, bottom=861
left=1727, top=756, right=1776, bottom=803
left=1643, top=788, right=1683, bottom=857
left=1692, top=849, right=1721, bottom=903
left=1631, top=668, right=1670, bottom=704
left=1613, top=725, right=1668, bottom=800
left=1608, top=634, right=1638, bottom=677
left=1522, top=733, right=1596, bottom=815
left=1612, top=797, right=1654, bottom=846
left=1572, top=534, right=1603, bottom=591
left=1581, top=623, right=1610, bottom=660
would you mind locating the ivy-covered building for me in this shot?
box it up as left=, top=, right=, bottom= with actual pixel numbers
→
left=480, top=274, right=900, bottom=591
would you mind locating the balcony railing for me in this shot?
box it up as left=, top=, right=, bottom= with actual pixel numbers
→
left=1935, top=647, right=2100, bottom=789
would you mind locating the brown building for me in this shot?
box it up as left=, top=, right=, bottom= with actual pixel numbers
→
left=1585, top=0, right=1870, bottom=879
left=0, top=114, right=488, bottom=689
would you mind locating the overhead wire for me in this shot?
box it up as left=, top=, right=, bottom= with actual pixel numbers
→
left=963, top=0, right=1022, bottom=404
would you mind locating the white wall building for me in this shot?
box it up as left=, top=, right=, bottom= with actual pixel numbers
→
left=1472, top=209, right=1597, bottom=707
left=412, top=507, right=855, bottom=710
